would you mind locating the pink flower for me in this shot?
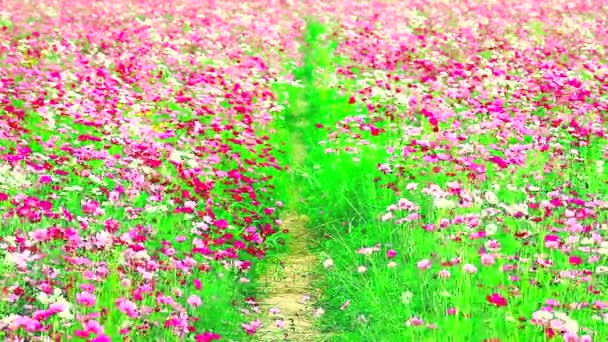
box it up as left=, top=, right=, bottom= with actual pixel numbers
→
left=463, top=264, right=478, bottom=274
left=80, top=283, right=96, bottom=292
left=116, top=298, right=138, bottom=318
left=77, top=291, right=96, bottom=307
left=187, top=295, right=202, bottom=307
left=49, top=303, right=65, bottom=313
left=13, top=316, right=40, bottom=332
left=120, top=278, right=132, bottom=288
left=563, top=332, right=578, bottom=342
left=241, top=319, right=262, bottom=335
left=481, top=253, right=496, bottom=266
left=85, top=320, right=104, bottom=334
left=193, top=278, right=202, bottom=290
left=417, top=259, right=432, bottom=270
left=438, top=269, right=451, bottom=279
left=406, top=317, right=424, bottom=326
left=387, top=249, right=397, bottom=258
left=33, top=310, right=52, bottom=321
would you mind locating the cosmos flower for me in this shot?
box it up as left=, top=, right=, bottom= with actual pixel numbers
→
left=486, top=293, right=508, bottom=307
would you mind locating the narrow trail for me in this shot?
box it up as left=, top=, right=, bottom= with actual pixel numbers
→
left=258, top=97, right=322, bottom=341
left=258, top=212, right=319, bottom=341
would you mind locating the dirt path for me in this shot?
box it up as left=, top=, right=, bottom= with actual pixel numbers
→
left=258, top=213, right=319, bottom=341
left=258, top=99, right=322, bottom=340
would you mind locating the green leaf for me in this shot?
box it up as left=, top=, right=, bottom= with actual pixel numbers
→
left=581, top=71, right=593, bottom=81
left=479, top=50, right=492, bottom=60
left=528, top=20, right=546, bottom=37
left=533, top=107, right=546, bottom=117
left=0, top=17, right=13, bottom=29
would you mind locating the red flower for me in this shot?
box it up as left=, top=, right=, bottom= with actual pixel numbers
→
left=488, top=156, right=509, bottom=169
left=544, top=327, right=555, bottom=339
left=486, top=293, right=508, bottom=307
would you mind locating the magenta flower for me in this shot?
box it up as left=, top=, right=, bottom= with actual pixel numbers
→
left=486, top=293, right=508, bottom=307
left=568, top=255, right=583, bottom=266
left=193, top=278, right=203, bottom=290
left=195, top=332, right=221, bottom=342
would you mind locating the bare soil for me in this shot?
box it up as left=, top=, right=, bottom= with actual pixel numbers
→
left=258, top=213, right=320, bottom=341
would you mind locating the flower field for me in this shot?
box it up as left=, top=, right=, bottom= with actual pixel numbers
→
left=0, top=0, right=607, bottom=341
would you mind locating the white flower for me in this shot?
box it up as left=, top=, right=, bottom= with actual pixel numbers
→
left=598, top=241, right=608, bottom=255
left=434, top=197, right=456, bottom=210
left=55, top=297, right=74, bottom=321
left=313, top=307, right=325, bottom=317
left=596, top=266, right=608, bottom=274
left=554, top=311, right=578, bottom=334
left=63, top=186, right=84, bottom=192
left=484, top=191, right=499, bottom=204
left=0, top=314, right=20, bottom=329
left=5, top=251, right=32, bottom=268
left=485, top=223, right=498, bottom=235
